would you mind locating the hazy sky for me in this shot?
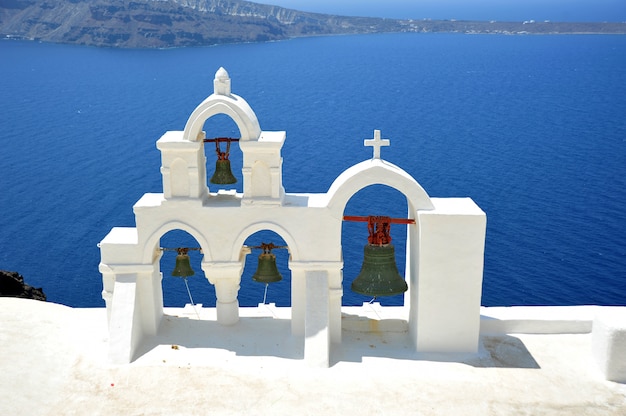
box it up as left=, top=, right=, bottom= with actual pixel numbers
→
left=264, top=0, right=626, bottom=22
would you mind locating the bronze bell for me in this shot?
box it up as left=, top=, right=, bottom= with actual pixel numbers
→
left=252, top=252, right=282, bottom=284
left=172, top=252, right=195, bottom=278
left=208, top=138, right=237, bottom=184
left=210, top=159, right=237, bottom=184
left=351, top=244, right=407, bottom=297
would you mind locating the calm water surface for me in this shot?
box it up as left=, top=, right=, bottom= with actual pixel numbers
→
left=0, top=33, right=625, bottom=307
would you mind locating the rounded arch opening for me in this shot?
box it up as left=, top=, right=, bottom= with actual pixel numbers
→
left=183, top=98, right=261, bottom=143
left=326, top=160, right=434, bottom=219
left=239, top=229, right=291, bottom=307
left=160, top=229, right=215, bottom=307
left=203, top=113, right=244, bottom=193
left=341, top=184, right=410, bottom=306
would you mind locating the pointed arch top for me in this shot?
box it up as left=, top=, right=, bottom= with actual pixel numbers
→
left=325, top=159, right=435, bottom=219
left=183, top=68, right=261, bottom=142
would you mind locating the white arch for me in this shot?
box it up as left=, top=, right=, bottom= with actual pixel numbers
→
left=183, top=95, right=261, bottom=142
left=231, top=221, right=301, bottom=262
left=325, top=159, right=434, bottom=219
left=141, top=221, right=213, bottom=264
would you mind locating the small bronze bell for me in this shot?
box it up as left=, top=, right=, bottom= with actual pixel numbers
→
left=351, top=244, right=407, bottom=297
left=210, top=159, right=237, bottom=184
left=252, top=252, right=283, bottom=284
left=207, top=137, right=237, bottom=184
left=172, top=249, right=195, bottom=278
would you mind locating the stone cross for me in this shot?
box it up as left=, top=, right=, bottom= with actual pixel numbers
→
left=364, top=129, right=389, bottom=160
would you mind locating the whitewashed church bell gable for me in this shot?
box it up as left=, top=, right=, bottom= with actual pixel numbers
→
left=100, top=68, right=487, bottom=367
left=157, top=67, right=285, bottom=204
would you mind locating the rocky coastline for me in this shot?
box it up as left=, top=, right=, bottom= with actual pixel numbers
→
left=0, top=270, right=46, bottom=301
left=1, top=0, right=625, bottom=49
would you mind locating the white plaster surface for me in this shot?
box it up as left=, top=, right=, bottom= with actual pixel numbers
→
left=593, top=307, right=626, bottom=383
left=2, top=298, right=625, bottom=416
left=481, top=305, right=598, bottom=334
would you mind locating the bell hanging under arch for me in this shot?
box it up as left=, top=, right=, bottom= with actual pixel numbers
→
left=351, top=244, right=407, bottom=297
left=210, top=159, right=237, bottom=184
left=172, top=252, right=195, bottom=278
left=252, top=252, right=282, bottom=284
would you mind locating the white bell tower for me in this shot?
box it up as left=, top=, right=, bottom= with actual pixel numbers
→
left=99, top=68, right=487, bottom=368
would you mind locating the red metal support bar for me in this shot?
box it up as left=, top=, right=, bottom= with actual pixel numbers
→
left=343, top=215, right=415, bottom=246
left=203, top=137, right=240, bottom=143
left=203, top=137, right=240, bottom=160
left=161, top=247, right=203, bottom=254
left=343, top=215, right=415, bottom=224
left=249, top=242, right=288, bottom=254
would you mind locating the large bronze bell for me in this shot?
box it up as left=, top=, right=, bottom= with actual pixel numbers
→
left=172, top=252, right=195, bottom=278
left=210, top=159, right=237, bottom=184
left=252, top=252, right=283, bottom=284
left=351, top=244, right=408, bottom=297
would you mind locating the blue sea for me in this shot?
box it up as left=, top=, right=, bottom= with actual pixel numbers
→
left=1, top=33, right=625, bottom=308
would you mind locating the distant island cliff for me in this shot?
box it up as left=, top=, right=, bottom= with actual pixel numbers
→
left=1, top=0, right=625, bottom=48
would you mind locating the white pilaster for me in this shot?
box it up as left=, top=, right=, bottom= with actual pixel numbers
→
left=289, top=265, right=306, bottom=336
left=157, top=130, right=207, bottom=200
left=305, top=270, right=330, bottom=368
left=328, top=269, right=343, bottom=344
left=107, top=273, right=142, bottom=364
left=413, top=198, right=486, bottom=352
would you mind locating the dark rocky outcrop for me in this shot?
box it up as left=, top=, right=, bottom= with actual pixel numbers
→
left=1, top=0, right=625, bottom=49
left=0, top=270, right=46, bottom=301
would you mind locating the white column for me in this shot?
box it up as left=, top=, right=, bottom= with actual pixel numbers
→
left=204, top=261, right=243, bottom=326
left=305, top=270, right=330, bottom=368
left=214, top=279, right=240, bottom=325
